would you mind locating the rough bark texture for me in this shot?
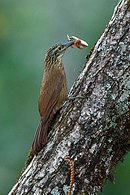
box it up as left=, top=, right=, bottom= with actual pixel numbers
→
left=9, top=0, right=130, bottom=194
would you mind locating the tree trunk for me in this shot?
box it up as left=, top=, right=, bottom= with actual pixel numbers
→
left=9, top=0, right=130, bottom=194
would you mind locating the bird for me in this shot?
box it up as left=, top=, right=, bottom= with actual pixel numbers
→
left=31, top=40, right=75, bottom=155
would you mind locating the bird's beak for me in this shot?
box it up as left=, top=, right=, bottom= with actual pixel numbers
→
left=64, top=40, right=75, bottom=48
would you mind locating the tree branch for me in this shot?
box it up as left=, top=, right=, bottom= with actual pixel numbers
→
left=9, top=0, right=130, bottom=194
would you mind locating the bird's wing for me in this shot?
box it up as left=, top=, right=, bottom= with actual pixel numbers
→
left=32, top=70, right=66, bottom=154
left=38, top=71, right=65, bottom=123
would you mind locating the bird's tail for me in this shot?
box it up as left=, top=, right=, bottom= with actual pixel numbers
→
left=32, top=119, right=48, bottom=155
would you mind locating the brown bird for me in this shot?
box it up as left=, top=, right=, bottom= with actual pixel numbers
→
left=32, top=40, right=75, bottom=155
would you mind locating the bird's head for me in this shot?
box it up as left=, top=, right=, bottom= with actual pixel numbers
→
left=44, top=40, right=75, bottom=67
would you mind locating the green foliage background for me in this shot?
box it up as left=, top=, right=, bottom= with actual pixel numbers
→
left=0, top=0, right=130, bottom=194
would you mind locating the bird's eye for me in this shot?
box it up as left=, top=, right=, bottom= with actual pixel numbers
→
left=58, top=46, right=62, bottom=51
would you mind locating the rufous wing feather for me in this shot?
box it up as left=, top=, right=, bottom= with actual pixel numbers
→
left=32, top=71, right=65, bottom=155
left=32, top=119, right=48, bottom=154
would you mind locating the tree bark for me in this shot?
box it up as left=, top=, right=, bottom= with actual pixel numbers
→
left=9, top=0, right=130, bottom=194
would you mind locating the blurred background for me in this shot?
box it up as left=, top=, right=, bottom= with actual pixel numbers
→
left=0, top=0, right=130, bottom=194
